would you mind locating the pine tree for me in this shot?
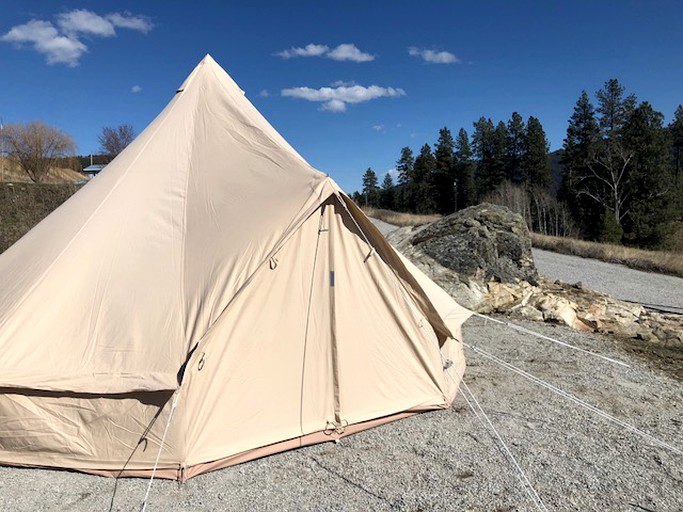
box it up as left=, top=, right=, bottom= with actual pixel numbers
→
left=413, top=143, right=437, bottom=213
left=434, top=127, right=456, bottom=214
left=523, top=116, right=552, bottom=189
left=382, top=172, right=394, bottom=190
left=454, top=128, right=476, bottom=209
left=395, top=146, right=415, bottom=211
left=669, top=105, right=683, bottom=217
left=562, top=80, right=637, bottom=241
left=472, top=117, right=506, bottom=197
left=560, top=90, right=602, bottom=238
left=361, top=167, right=380, bottom=207
left=622, top=102, right=675, bottom=248
left=596, top=79, right=636, bottom=136
left=505, top=112, right=526, bottom=183
left=591, top=78, right=636, bottom=231
left=380, top=173, right=395, bottom=210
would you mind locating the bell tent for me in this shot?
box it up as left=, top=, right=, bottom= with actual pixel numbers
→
left=0, top=55, right=470, bottom=480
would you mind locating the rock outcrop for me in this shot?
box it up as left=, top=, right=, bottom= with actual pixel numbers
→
left=385, top=203, right=682, bottom=346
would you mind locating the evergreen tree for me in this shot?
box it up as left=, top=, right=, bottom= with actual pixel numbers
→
left=361, top=167, right=380, bottom=207
left=454, top=128, right=476, bottom=209
left=596, top=79, right=636, bottom=136
left=395, top=146, right=415, bottom=210
left=562, top=80, right=637, bottom=241
left=434, top=127, right=456, bottom=214
left=472, top=117, right=506, bottom=197
left=668, top=105, right=683, bottom=217
left=413, top=143, right=437, bottom=213
left=560, top=90, right=602, bottom=238
left=523, top=116, right=552, bottom=189
left=622, top=102, right=675, bottom=248
left=382, top=172, right=394, bottom=190
left=591, top=78, right=636, bottom=230
left=380, top=172, right=395, bottom=210
left=505, top=112, right=526, bottom=183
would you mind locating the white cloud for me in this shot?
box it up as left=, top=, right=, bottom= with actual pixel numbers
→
left=372, top=124, right=385, bottom=132
left=131, top=84, right=142, bottom=93
left=106, top=12, right=153, bottom=33
left=1, top=20, right=87, bottom=66
left=386, top=168, right=399, bottom=179
left=276, top=43, right=329, bottom=59
left=281, top=84, right=405, bottom=112
left=1, top=9, right=152, bottom=67
left=276, top=43, right=374, bottom=62
left=408, top=46, right=459, bottom=64
left=258, top=89, right=270, bottom=97
left=330, top=80, right=356, bottom=87
left=57, top=9, right=116, bottom=37
left=327, top=43, right=374, bottom=62
left=322, top=99, right=347, bottom=112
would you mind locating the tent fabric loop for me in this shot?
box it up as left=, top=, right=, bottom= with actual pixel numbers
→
left=324, top=419, right=348, bottom=436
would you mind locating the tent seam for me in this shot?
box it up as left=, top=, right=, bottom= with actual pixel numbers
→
left=0, top=91, right=189, bottom=332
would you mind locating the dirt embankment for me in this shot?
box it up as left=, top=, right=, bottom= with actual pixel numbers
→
left=0, top=183, right=81, bottom=253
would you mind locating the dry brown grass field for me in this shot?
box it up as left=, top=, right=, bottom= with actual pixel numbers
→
left=362, top=207, right=441, bottom=227
left=531, top=232, right=683, bottom=279
left=0, top=157, right=86, bottom=183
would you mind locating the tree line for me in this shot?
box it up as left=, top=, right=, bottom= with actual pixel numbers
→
left=355, top=79, right=682, bottom=249
left=1, top=122, right=135, bottom=183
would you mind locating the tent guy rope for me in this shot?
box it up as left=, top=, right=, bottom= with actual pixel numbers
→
left=463, top=342, right=682, bottom=456
left=473, top=312, right=630, bottom=368
left=140, top=392, right=180, bottom=512
left=460, top=381, right=549, bottom=511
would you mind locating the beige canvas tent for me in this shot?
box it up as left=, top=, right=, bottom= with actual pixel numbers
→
left=0, top=55, right=470, bottom=480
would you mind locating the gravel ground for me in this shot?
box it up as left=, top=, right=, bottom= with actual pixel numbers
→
left=1, top=219, right=680, bottom=511
left=533, top=249, right=683, bottom=313
left=0, top=319, right=681, bottom=511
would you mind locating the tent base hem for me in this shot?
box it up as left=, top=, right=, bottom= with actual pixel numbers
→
left=6, top=389, right=460, bottom=481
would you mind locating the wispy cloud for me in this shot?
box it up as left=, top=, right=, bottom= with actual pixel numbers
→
left=131, top=84, right=142, bottom=93
left=276, top=43, right=374, bottom=62
left=327, top=44, right=374, bottom=62
left=281, top=84, right=405, bottom=112
left=258, top=89, right=270, bottom=98
left=372, top=124, right=385, bottom=132
left=58, top=9, right=117, bottom=37
left=408, top=47, right=459, bottom=64
left=1, top=9, right=153, bottom=67
left=107, top=12, right=153, bottom=33
left=276, top=43, right=329, bottom=59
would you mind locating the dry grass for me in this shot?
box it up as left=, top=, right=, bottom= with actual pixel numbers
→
left=362, top=207, right=441, bottom=227
left=0, top=157, right=86, bottom=184
left=531, top=232, right=683, bottom=278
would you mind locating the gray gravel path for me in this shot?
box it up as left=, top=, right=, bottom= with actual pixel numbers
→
left=1, top=320, right=680, bottom=511
left=533, top=249, right=683, bottom=313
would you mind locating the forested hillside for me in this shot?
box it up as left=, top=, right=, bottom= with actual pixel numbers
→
left=354, top=79, right=683, bottom=250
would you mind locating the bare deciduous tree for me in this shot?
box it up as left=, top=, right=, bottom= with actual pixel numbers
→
left=484, top=180, right=577, bottom=237
left=1, top=121, right=76, bottom=183
left=98, top=124, right=135, bottom=159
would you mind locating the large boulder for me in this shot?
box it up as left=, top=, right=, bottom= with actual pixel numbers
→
left=386, top=203, right=537, bottom=310
left=410, top=203, right=538, bottom=285
left=382, top=205, right=683, bottom=347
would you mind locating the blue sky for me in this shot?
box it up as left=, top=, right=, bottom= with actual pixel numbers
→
left=1, top=1, right=682, bottom=193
